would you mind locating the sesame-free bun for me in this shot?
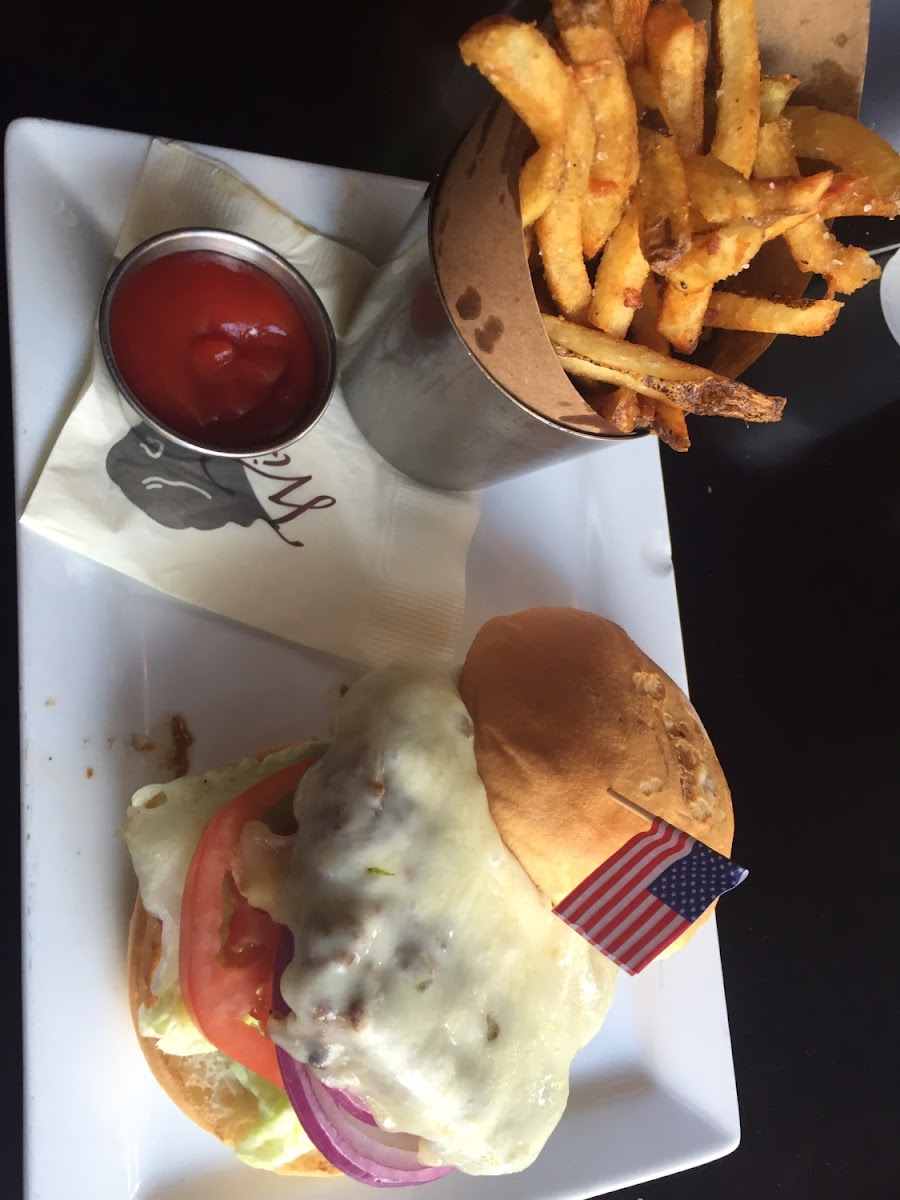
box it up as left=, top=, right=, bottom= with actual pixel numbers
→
left=459, top=608, right=734, bottom=953
left=127, top=899, right=339, bottom=1178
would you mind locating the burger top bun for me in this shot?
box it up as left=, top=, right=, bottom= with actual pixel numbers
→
left=127, top=900, right=338, bottom=1178
left=459, top=608, right=734, bottom=954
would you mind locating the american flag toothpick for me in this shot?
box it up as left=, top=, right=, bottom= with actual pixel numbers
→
left=553, top=789, right=748, bottom=975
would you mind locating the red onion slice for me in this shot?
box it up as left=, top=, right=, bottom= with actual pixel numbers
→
left=273, top=929, right=453, bottom=1187
left=330, top=1085, right=379, bottom=1127
left=277, top=1049, right=453, bottom=1186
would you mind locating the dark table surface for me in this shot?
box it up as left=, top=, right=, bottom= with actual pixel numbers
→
left=2, top=3, right=898, bottom=1198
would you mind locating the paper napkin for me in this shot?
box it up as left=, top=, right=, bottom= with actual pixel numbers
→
left=21, top=140, right=480, bottom=667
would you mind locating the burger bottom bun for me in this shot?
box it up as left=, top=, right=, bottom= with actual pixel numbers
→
left=127, top=899, right=339, bottom=1178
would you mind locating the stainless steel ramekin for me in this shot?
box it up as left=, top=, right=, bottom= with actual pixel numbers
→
left=98, top=228, right=336, bottom=459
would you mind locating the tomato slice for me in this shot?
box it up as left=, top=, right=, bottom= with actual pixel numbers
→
left=179, top=759, right=319, bottom=1089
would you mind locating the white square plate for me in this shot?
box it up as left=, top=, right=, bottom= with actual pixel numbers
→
left=7, top=117, right=739, bottom=1200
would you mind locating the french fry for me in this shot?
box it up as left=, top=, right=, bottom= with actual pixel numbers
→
left=711, top=0, right=761, bottom=177
left=759, top=74, right=800, bottom=124
left=588, top=199, right=650, bottom=335
left=645, top=1, right=708, bottom=158
left=759, top=211, right=820, bottom=243
left=535, top=89, right=596, bottom=319
left=750, top=171, right=837, bottom=243
left=754, top=165, right=843, bottom=242
left=578, top=82, right=639, bottom=258
left=591, top=386, right=645, bottom=432
left=665, top=220, right=764, bottom=293
left=753, top=120, right=881, bottom=295
left=785, top=106, right=900, bottom=212
left=650, top=399, right=690, bottom=450
left=555, top=1, right=639, bottom=258
left=630, top=276, right=670, bottom=355
left=629, top=278, right=690, bottom=451
left=750, top=170, right=834, bottom=219
left=608, top=0, right=650, bottom=65
left=658, top=283, right=712, bottom=353
left=702, top=292, right=843, bottom=335
left=818, top=176, right=899, bottom=220
left=544, top=315, right=785, bottom=421
left=784, top=227, right=880, bottom=296
left=520, top=143, right=566, bottom=226
left=553, top=0, right=616, bottom=61
left=686, top=154, right=758, bottom=224
left=637, top=128, right=692, bottom=271
left=461, top=2, right=894, bottom=452
left=752, top=119, right=804, bottom=177
left=628, top=63, right=662, bottom=115
left=554, top=346, right=784, bottom=420
left=523, top=223, right=536, bottom=262
left=459, top=17, right=573, bottom=146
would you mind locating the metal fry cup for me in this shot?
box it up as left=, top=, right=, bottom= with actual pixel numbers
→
left=341, top=104, right=637, bottom=492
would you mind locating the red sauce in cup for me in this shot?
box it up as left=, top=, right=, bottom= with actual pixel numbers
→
left=108, top=249, right=318, bottom=450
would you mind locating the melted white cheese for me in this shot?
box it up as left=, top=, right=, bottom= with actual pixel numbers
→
left=271, top=665, right=617, bottom=1175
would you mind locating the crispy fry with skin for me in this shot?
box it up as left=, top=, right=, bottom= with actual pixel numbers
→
left=545, top=315, right=785, bottom=421
left=658, top=283, right=712, bottom=353
left=665, top=220, right=764, bottom=293
left=638, top=129, right=692, bottom=271
left=535, top=89, right=596, bottom=319
left=591, top=386, right=645, bottom=432
left=711, top=0, right=761, bottom=177
left=750, top=171, right=834, bottom=219
left=554, top=1, right=639, bottom=259
left=759, top=209, right=828, bottom=243
left=555, top=347, right=783, bottom=419
left=818, top=177, right=899, bottom=220
left=459, top=17, right=573, bottom=146
left=687, top=161, right=833, bottom=234
left=757, top=180, right=847, bottom=242
left=608, top=0, right=650, bottom=64
left=520, top=143, right=566, bottom=226
left=629, top=278, right=690, bottom=450
left=650, top=398, right=690, bottom=450
left=754, top=120, right=881, bottom=295
left=645, top=1, right=708, bottom=158
left=588, top=199, right=650, bottom=335
left=685, top=154, right=758, bottom=224
left=785, top=106, right=900, bottom=212
left=702, top=292, right=843, bottom=335
left=759, top=75, right=800, bottom=124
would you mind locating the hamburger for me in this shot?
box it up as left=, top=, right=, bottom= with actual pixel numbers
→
left=125, top=607, right=735, bottom=1183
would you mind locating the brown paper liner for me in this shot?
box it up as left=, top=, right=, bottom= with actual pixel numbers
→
left=435, top=0, right=871, bottom=434
left=433, top=100, right=622, bottom=438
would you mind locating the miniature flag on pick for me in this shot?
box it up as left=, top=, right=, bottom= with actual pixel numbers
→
left=553, top=790, right=748, bottom=975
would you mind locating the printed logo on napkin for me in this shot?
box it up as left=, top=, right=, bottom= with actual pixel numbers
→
left=106, top=423, right=335, bottom=546
left=21, top=141, right=480, bottom=667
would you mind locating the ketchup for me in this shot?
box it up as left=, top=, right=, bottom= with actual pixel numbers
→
left=108, top=250, right=319, bottom=450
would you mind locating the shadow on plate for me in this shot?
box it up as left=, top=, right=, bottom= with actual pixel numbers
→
left=143, top=1168, right=349, bottom=1200
left=566, top=1066, right=655, bottom=1113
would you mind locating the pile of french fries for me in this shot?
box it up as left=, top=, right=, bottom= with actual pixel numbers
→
left=460, top=0, right=900, bottom=450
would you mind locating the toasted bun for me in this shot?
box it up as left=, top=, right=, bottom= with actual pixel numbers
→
left=127, top=899, right=339, bottom=1177
left=459, top=608, right=734, bottom=954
